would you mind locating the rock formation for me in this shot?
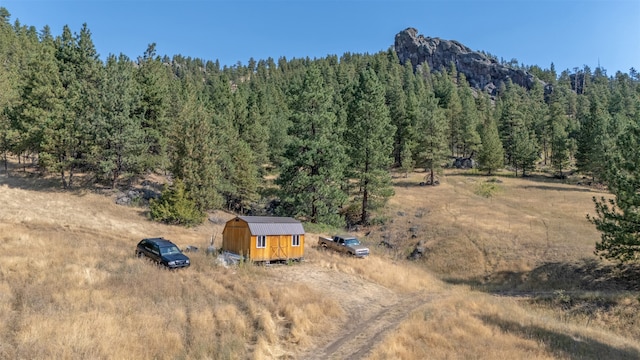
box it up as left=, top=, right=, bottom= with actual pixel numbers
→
left=394, top=27, right=545, bottom=96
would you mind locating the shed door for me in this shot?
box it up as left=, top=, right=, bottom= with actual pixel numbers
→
left=270, top=236, right=288, bottom=259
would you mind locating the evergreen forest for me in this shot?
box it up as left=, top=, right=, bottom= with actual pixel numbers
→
left=0, top=9, right=639, bottom=261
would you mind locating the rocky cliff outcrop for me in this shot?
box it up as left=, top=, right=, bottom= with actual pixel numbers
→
left=394, top=27, right=544, bottom=95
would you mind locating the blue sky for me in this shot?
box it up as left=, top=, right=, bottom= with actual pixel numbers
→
left=1, top=0, right=638, bottom=75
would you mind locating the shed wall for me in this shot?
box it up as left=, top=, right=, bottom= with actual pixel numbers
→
left=250, top=234, right=305, bottom=262
left=222, top=217, right=305, bottom=262
left=222, top=220, right=251, bottom=257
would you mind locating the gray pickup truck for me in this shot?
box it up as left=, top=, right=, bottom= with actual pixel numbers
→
left=318, top=234, right=370, bottom=258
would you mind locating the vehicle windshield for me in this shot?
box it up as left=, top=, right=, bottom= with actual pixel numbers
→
left=161, top=246, right=181, bottom=256
left=344, top=238, right=360, bottom=246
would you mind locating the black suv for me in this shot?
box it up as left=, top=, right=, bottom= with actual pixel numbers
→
left=136, top=237, right=190, bottom=269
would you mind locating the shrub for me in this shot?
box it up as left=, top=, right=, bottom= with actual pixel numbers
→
left=149, top=179, right=204, bottom=227
left=475, top=180, right=502, bottom=198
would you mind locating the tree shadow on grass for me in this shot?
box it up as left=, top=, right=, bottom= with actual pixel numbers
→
left=445, top=170, right=608, bottom=193
left=0, top=169, right=66, bottom=192
left=0, top=160, right=160, bottom=202
left=444, top=258, right=640, bottom=293
left=477, top=314, right=640, bottom=360
left=518, top=184, right=595, bottom=193
left=393, top=180, right=441, bottom=188
left=0, top=159, right=106, bottom=195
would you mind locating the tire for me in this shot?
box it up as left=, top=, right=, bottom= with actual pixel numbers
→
left=136, top=251, right=144, bottom=259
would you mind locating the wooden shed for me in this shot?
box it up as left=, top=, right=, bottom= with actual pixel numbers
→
left=222, top=216, right=305, bottom=262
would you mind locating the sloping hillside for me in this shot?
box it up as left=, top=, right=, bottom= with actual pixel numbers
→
left=1, top=166, right=639, bottom=359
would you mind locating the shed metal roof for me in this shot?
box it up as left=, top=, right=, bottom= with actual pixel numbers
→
left=237, top=216, right=305, bottom=236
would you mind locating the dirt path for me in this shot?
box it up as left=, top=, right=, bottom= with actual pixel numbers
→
left=272, top=260, right=439, bottom=359
left=306, top=292, right=434, bottom=360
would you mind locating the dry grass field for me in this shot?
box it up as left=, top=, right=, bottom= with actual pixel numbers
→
left=1, top=161, right=639, bottom=359
left=381, top=170, right=612, bottom=283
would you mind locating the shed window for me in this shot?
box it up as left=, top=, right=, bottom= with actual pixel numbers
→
left=292, top=234, right=300, bottom=247
left=256, top=235, right=266, bottom=248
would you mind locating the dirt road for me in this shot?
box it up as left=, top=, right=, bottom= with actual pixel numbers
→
left=272, top=259, right=439, bottom=359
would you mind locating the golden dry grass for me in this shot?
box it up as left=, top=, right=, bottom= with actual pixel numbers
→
left=361, top=169, right=640, bottom=360
left=379, top=169, right=610, bottom=284
left=0, top=170, right=344, bottom=359
left=368, top=289, right=640, bottom=360
left=1, top=163, right=639, bottom=360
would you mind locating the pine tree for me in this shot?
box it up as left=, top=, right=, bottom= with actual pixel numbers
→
left=576, top=81, right=612, bottom=182
left=346, top=68, right=395, bottom=225
left=478, top=116, right=504, bottom=175
left=548, top=102, right=570, bottom=177
left=170, top=78, right=223, bottom=211
left=277, top=65, right=347, bottom=226
left=93, top=54, right=146, bottom=188
left=495, top=80, right=525, bottom=167
left=399, top=140, right=416, bottom=178
left=0, top=12, right=20, bottom=172
left=588, top=117, right=640, bottom=262
left=385, top=54, right=409, bottom=167
left=227, top=139, right=261, bottom=214
left=398, top=61, right=421, bottom=173
left=414, top=75, right=448, bottom=185
left=53, top=24, right=102, bottom=188
left=135, top=44, right=171, bottom=172
left=11, top=31, right=65, bottom=176
left=229, top=64, right=290, bottom=169
left=0, top=106, right=14, bottom=172
left=526, top=81, right=550, bottom=164
left=433, top=68, right=463, bottom=156
left=512, top=126, right=539, bottom=177
left=457, top=74, right=481, bottom=157
left=236, top=85, right=270, bottom=169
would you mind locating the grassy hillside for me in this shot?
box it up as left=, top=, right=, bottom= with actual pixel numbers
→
left=380, top=170, right=613, bottom=283
left=1, top=164, right=639, bottom=359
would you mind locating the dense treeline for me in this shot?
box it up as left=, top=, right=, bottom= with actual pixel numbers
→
left=1, top=10, right=639, bottom=260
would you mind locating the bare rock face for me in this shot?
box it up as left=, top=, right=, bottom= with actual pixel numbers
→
left=394, top=28, right=543, bottom=95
